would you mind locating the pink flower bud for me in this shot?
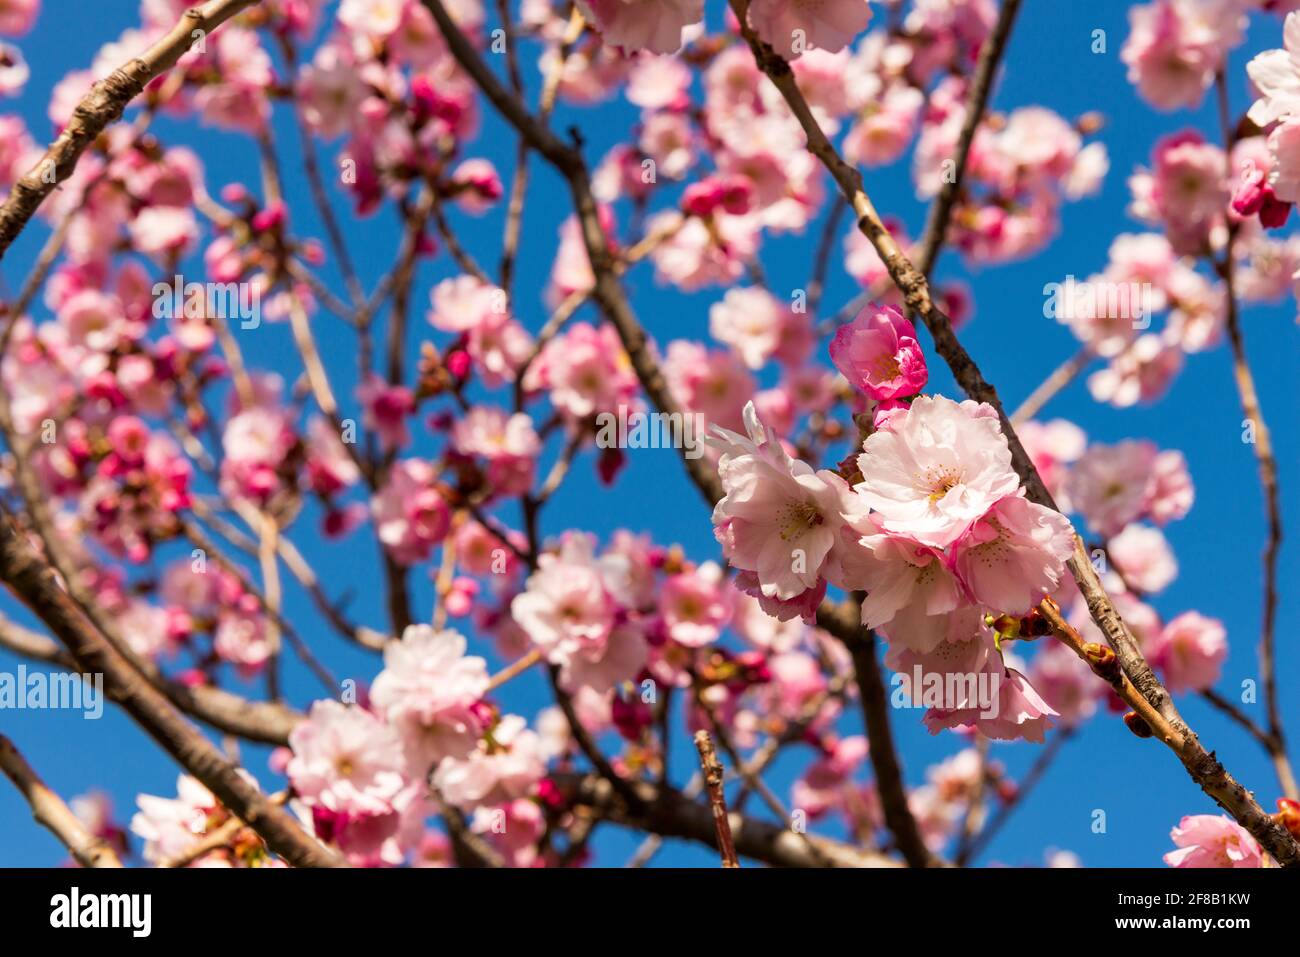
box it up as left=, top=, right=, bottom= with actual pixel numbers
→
left=829, top=304, right=929, bottom=400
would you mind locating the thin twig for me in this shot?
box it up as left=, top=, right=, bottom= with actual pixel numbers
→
left=693, top=730, right=739, bottom=868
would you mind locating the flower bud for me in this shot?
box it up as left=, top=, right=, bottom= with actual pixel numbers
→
left=989, top=614, right=1021, bottom=639
left=1082, top=642, right=1120, bottom=682
left=1123, top=711, right=1153, bottom=739
left=1021, top=608, right=1053, bottom=637
left=1276, top=798, right=1300, bottom=838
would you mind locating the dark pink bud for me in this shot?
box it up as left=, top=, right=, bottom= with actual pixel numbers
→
left=1231, top=162, right=1268, bottom=216
left=535, top=778, right=564, bottom=808
left=1260, top=193, right=1292, bottom=228
left=597, top=445, right=625, bottom=486
left=445, top=350, right=471, bottom=378
left=611, top=694, right=652, bottom=741
left=251, top=200, right=287, bottom=233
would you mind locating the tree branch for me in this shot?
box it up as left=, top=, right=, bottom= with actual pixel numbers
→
left=728, top=0, right=1300, bottom=867
left=0, top=508, right=341, bottom=867
left=0, top=734, right=123, bottom=868
left=0, top=0, right=261, bottom=260
left=0, top=612, right=303, bottom=745
left=693, top=730, right=740, bottom=868
left=554, top=773, right=900, bottom=869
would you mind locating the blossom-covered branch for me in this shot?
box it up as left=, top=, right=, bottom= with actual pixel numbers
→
left=0, top=734, right=124, bottom=867
left=725, top=0, right=1300, bottom=867
left=0, top=0, right=261, bottom=260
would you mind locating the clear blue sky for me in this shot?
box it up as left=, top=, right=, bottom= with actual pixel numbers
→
left=1, top=1, right=1296, bottom=867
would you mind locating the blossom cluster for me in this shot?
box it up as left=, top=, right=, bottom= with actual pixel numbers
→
left=0, top=0, right=1290, bottom=873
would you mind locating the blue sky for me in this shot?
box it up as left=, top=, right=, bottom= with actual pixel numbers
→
left=0, top=1, right=1296, bottom=867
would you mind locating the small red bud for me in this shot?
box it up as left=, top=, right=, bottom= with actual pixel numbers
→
left=1123, top=711, right=1153, bottom=739
left=1082, top=642, right=1120, bottom=682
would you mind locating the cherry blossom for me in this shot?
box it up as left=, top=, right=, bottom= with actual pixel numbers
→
left=1150, top=610, right=1227, bottom=693
left=0, top=0, right=1292, bottom=878
left=1164, top=814, right=1266, bottom=868
left=853, top=395, right=1021, bottom=549
left=747, top=0, right=873, bottom=59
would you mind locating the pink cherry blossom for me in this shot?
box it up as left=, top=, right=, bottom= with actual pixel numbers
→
left=792, top=735, right=869, bottom=817
left=428, top=274, right=505, bottom=332
left=213, top=612, right=271, bottom=672
left=1122, top=0, right=1240, bottom=112
left=1165, top=814, right=1265, bottom=868
left=357, top=374, right=415, bottom=452
left=649, top=209, right=761, bottom=290
left=304, top=415, right=361, bottom=495
left=664, top=340, right=756, bottom=432
left=840, top=517, right=966, bottom=653
left=1264, top=116, right=1300, bottom=202
left=287, top=700, right=408, bottom=816
left=561, top=622, right=648, bottom=694
left=732, top=568, right=827, bottom=624
left=1246, top=12, right=1300, bottom=129
left=1087, top=334, right=1184, bottom=408
left=431, top=714, right=545, bottom=807
left=576, top=0, right=704, bottom=55
left=1150, top=610, right=1227, bottom=693
left=708, top=286, right=794, bottom=371
left=371, top=458, right=451, bottom=565
left=854, top=395, right=1021, bottom=548
left=924, top=666, right=1059, bottom=744
left=710, top=402, right=855, bottom=601
left=1146, top=449, right=1195, bottom=525
left=451, top=406, right=540, bottom=498
left=0, top=0, right=37, bottom=36
left=660, top=561, right=732, bottom=647
left=449, top=158, right=504, bottom=214
left=829, top=304, right=928, bottom=400
left=338, top=0, right=405, bottom=39
left=1066, top=439, right=1158, bottom=538
left=130, top=774, right=223, bottom=865
left=370, top=625, right=490, bottom=770
left=511, top=532, right=617, bottom=667
left=297, top=43, right=366, bottom=139
left=844, top=84, right=924, bottom=168
left=471, top=798, right=546, bottom=868
left=1108, top=523, right=1178, bottom=594
left=524, top=322, right=639, bottom=420
left=747, top=0, right=872, bottom=59
left=951, top=494, right=1075, bottom=615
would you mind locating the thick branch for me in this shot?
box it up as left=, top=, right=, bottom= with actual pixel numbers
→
left=0, top=612, right=302, bottom=745
left=0, top=509, right=340, bottom=867
left=554, top=773, right=900, bottom=869
left=0, top=0, right=261, bottom=260
left=0, top=735, right=123, bottom=868
left=845, top=629, right=935, bottom=867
